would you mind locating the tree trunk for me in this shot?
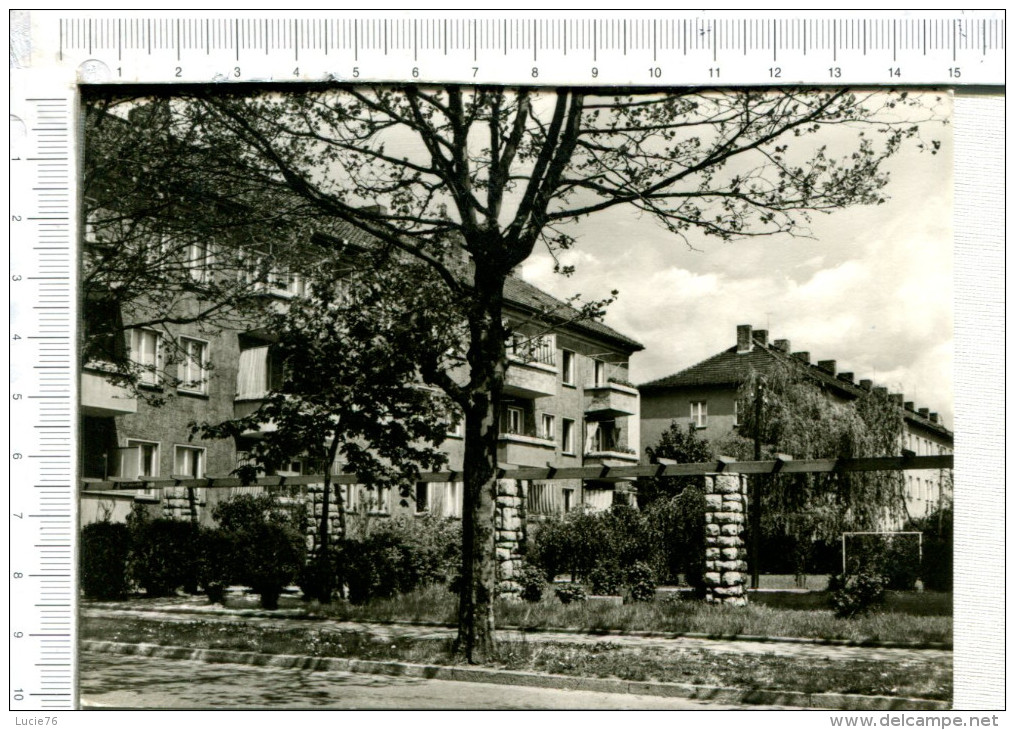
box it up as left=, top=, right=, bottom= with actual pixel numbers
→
left=455, top=264, right=508, bottom=663
left=313, top=435, right=342, bottom=602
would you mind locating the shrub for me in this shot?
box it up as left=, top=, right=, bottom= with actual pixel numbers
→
left=587, top=564, right=623, bottom=596
left=625, top=561, right=657, bottom=602
left=212, top=494, right=306, bottom=609
left=242, top=522, right=306, bottom=609
left=299, top=546, right=342, bottom=604
left=882, top=538, right=921, bottom=591
left=518, top=564, right=546, bottom=603
left=530, top=504, right=657, bottom=584
left=341, top=515, right=461, bottom=604
left=342, top=532, right=404, bottom=604
left=196, top=527, right=235, bottom=604
left=643, top=487, right=706, bottom=590
left=80, top=521, right=131, bottom=600
left=554, top=584, right=587, bottom=605
left=844, top=533, right=921, bottom=592
left=829, top=570, right=886, bottom=618
left=127, top=514, right=201, bottom=597
left=908, top=503, right=952, bottom=592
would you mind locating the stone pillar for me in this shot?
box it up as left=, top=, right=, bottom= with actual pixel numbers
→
left=161, top=486, right=199, bottom=522
left=703, top=473, right=749, bottom=606
left=495, top=479, right=525, bottom=599
left=304, top=484, right=344, bottom=555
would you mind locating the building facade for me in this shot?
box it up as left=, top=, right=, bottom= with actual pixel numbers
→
left=639, top=324, right=953, bottom=521
left=79, top=226, right=644, bottom=536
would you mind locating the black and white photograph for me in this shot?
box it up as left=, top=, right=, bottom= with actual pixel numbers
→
left=8, top=10, right=1005, bottom=719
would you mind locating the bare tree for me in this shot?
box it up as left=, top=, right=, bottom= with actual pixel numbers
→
left=88, top=85, right=942, bottom=661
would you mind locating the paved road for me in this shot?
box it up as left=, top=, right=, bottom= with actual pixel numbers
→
left=80, top=652, right=754, bottom=710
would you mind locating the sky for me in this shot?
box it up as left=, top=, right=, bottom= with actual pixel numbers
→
left=522, top=92, right=955, bottom=428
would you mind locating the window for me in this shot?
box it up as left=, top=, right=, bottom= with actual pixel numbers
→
left=365, top=485, right=391, bottom=514
left=561, top=350, right=576, bottom=386
left=540, top=414, right=555, bottom=441
left=236, top=344, right=284, bottom=398
left=186, top=241, right=213, bottom=283
left=124, top=440, right=159, bottom=478
left=415, top=482, right=429, bottom=513
left=690, top=400, right=708, bottom=429
left=131, top=329, right=161, bottom=386
left=447, top=412, right=464, bottom=439
left=173, top=445, right=205, bottom=478
left=593, top=359, right=606, bottom=386
left=178, top=338, right=208, bottom=394
left=123, top=440, right=159, bottom=496
left=592, top=421, right=616, bottom=452
left=733, top=399, right=740, bottom=427
left=561, top=418, right=576, bottom=454
left=563, top=488, right=574, bottom=514
left=341, top=483, right=358, bottom=512
left=506, top=406, right=524, bottom=435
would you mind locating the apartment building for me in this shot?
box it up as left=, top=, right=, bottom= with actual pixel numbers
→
left=639, top=324, right=953, bottom=521
left=80, top=223, right=644, bottom=528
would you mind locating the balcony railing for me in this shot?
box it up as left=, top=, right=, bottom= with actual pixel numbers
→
left=498, top=432, right=556, bottom=468
left=81, top=369, right=137, bottom=417
left=584, top=381, right=639, bottom=419
left=509, top=335, right=556, bottom=367
left=504, top=359, right=557, bottom=399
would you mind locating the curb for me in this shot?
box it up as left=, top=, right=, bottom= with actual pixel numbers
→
left=81, top=640, right=950, bottom=711
left=85, top=604, right=953, bottom=651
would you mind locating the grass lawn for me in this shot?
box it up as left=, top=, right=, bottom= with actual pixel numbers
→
left=81, top=614, right=952, bottom=701
left=222, top=584, right=951, bottom=645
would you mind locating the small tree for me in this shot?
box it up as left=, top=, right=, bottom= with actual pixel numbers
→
left=196, top=259, right=456, bottom=602
left=640, top=421, right=715, bottom=506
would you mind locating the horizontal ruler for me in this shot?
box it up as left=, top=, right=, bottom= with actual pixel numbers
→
left=21, top=11, right=1007, bottom=86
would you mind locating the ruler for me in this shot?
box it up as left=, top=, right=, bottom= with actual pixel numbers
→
left=23, top=10, right=1009, bottom=86
left=9, top=91, right=76, bottom=711
left=6, top=8, right=1006, bottom=713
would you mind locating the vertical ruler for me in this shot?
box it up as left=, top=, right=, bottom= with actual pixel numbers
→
left=9, top=93, right=77, bottom=711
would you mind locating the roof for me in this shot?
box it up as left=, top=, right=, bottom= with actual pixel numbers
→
left=503, top=276, right=644, bottom=352
left=640, top=345, right=770, bottom=389
left=313, top=225, right=644, bottom=353
left=641, top=336, right=952, bottom=441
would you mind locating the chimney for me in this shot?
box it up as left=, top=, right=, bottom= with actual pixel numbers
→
left=873, top=386, right=888, bottom=398
left=362, top=204, right=388, bottom=216
left=889, top=393, right=904, bottom=406
left=817, top=360, right=836, bottom=375
left=904, top=401, right=915, bottom=411
left=792, top=351, right=810, bottom=364
left=773, top=339, right=791, bottom=353
left=838, top=372, right=854, bottom=383
left=736, top=324, right=753, bottom=354
left=859, top=379, right=873, bottom=391
left=929, top=412, right=939, bottom=423
left=753, top=329, right=769, bottom=347
left=918, top=407, right=930, bottom=418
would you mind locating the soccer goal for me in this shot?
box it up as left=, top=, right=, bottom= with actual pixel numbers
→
left=840, top=531, right=923, bottom=576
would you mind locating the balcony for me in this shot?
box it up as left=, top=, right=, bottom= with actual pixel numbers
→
left=81, top=369, right=137, bottom=417
left=583, top=448, right=640, bottom=467
left=504, top=357, right=557, bottom=399
left=584, top=382, right=639, bottom=419
left=498, top=432, right=556, bottom=468
left=233, top=397, right=276, bottom=438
